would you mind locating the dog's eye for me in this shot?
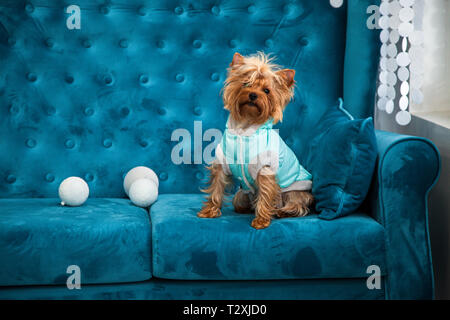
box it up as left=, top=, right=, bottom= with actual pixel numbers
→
left=264, top=88, right=270, bottom=94
left=243, top=82, right=250, bottom=87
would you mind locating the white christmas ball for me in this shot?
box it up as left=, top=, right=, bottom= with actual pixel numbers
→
left=123, top=166, right=159, bottom=196
left=129, top=178, right=158, bottom=208
left=58, top=177, right=89, bottom=207
left=329, top=0, right=343, bottom=8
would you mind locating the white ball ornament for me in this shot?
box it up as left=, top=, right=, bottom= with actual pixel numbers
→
left=129, top=178, right=158, bottom=208
left=329, top=0, right=343, bottom=8
left=123, top=166, right=159, bottom=196
left=58, top=177, right=89, bottom=206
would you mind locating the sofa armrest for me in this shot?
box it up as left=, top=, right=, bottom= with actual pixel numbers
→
left=368, top=130, right=440, bottom=299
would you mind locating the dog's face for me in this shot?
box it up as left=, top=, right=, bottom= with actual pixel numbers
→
left=223, top=52, right=295, bottom=125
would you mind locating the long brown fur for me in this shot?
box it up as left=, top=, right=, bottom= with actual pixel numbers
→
left=198, top=164, right=232, bottom=218
left=251, top=167, right=281, bottom=229
left=198, top=52, right=314, bottom=229
left=231, top=189, right=314, bottom=218
left=275, top=191, right=314, bottom=218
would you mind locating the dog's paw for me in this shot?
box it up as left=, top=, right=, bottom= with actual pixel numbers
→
left=251, top=217, right=271, bottom=229
left=197, top=206, right=221, bottom=218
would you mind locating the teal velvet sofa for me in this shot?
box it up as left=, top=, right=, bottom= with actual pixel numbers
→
left=0, top=0, right=440, bottom=299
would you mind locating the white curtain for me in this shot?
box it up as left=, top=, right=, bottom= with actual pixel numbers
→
left=414, top=0, right=450, bottom=115
left=377, top=0, right=450, bottom=126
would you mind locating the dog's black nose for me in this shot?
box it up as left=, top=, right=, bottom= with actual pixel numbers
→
left=249, top=93, right=258, bottom=101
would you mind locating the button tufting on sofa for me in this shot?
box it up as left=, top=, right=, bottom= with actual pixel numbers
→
left=247, top=4, right=256, bottom=14
left=5, top=174, right=16, bottom=184
left=44, top=37, right=54, bottom=48
left=193, top=106, right=202, bottom=115
left=119, top=39, right=129, bottom=48
left=192, top=40, right=202, bottom=49
left=9, top=105, right=19, bottom=114
left=265, top=39, right=274, bottom=48
left=84, top=173, right=94, bottom=182
left=104, top=74, right=114, bottom=86
left=82, top=39, right=92, bottom=48
left=210, top=73, right=220, bottom=82
left=121, top=107, right=130, bottom=117
left=137, top=5, right=147, bottom=16
left=285, top=138, right=294, bottom=146
left=298, top=36, right=309, bottom=46
left=283, top=4, right=294, bottom=14
left=99, top=5, right=110, bottom=15
left=159, top=172, right=168, bottom=181
left=103, top=139, right=113, bottom=148
left=83, top=107, right=94, bottom=116
left=156, top=40, right=165, bottom=48
left=175, top=73, right=185, bottom=82
left=157, top=107, right=166, bottom=115
left=139, top=139, right=148, bottom=148
left=65, top=74, right=74, bottom=84
left=25, top=138, right=36, bottom=148
left=195, top=171, right=204, bottom=180
left=26, top=72, right=37, bottom=82
left=24, top=2, right=34, bottom=13
left=139, top=74, right=149, bottom=85
left=64, top=139, right=75, bottom=149
left=0, top=0, right=438, bottom=300
left=45, top=106, right=56, bottom=116
left=174, top=6, right=183, bottom=15
left=45, top=173, right=55, bottom=183
left=211, top=6, right=221, bottom=16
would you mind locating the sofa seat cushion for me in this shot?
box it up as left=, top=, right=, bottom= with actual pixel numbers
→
left=150, top=194, right=386, bottom=280
left=0, top=198, right=152, bottom=286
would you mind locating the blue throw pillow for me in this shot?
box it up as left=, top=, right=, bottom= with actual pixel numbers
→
left=304, top=98, right=378, bottom=220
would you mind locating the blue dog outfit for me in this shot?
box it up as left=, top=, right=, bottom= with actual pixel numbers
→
left=215, top=116, right=312, bottom=194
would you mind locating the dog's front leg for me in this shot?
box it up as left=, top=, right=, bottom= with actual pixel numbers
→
left=252, top=166, right=280, bottom=229
left=198, top=163, right=230, bottom=218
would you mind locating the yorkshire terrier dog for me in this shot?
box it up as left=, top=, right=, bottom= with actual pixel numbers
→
left=198, top=52, right=314, bottom=229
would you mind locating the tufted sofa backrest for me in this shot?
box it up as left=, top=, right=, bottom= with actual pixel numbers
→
left=0, top=0, right=379, bottom=197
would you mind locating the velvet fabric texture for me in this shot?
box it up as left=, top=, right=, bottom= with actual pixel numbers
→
left=343, top=0, right=381, bottom=119
left=368, top=131, right=440, bottom=299
left=0, top=0, right=440, bottom=300
left=0, top=278, right=385, bottom=300
left=304, top=99, right=378, bottom=220
left=151, top=194, right=385, bottom=280
left=0, top=0, right=349, bottom=197
left=0, top=198, right=152, bottom=286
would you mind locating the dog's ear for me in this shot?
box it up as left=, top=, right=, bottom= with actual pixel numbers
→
left=277, top=69, right=295, bottom=87
left=230, top=52, right=244, bottom=67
